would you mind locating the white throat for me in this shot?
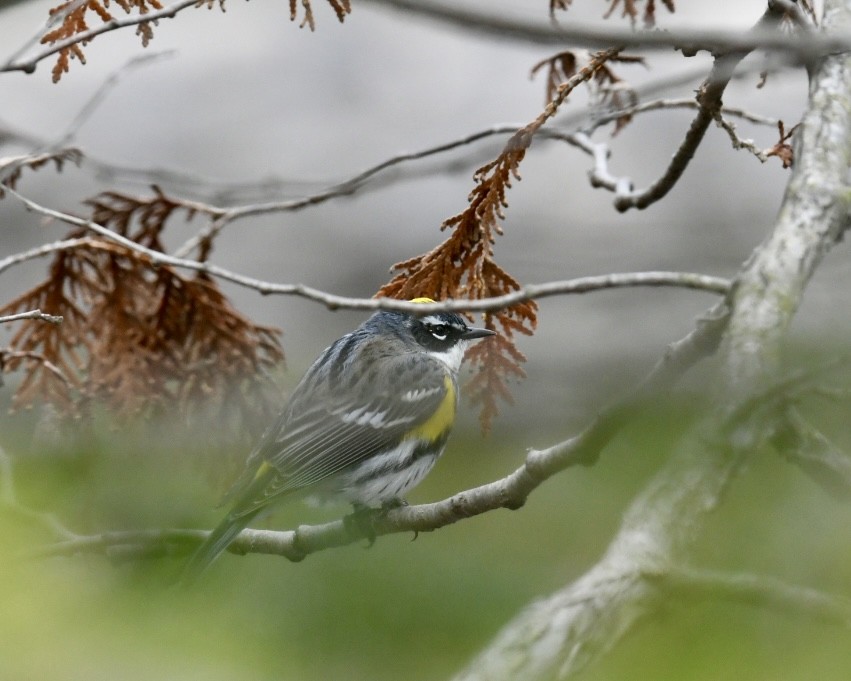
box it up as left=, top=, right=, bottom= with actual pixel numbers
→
left=428, top=340, right=468, bottom=373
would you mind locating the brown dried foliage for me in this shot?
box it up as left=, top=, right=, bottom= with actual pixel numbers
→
left=531, top=51, right=645, bottom=134
left=42, top=0, right=352, bottom=81
left=290, top=0, right=351, bottom=30
left=766, top=120, right=799, bottom=169
left=0, top=188, right=284, bottom=437
left=379, top=50, right=622, bottom=432
left=42, top=0, right=164, bottom=82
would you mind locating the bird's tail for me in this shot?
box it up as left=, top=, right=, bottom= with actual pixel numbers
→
left=180, top=510, right=259, bottom=586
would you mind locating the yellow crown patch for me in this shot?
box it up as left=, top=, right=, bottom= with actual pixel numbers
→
left=409, top=297, right=436, bottom=304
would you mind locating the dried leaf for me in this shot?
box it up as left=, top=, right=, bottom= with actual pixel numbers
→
left=765, top=120, right=799, bottom=169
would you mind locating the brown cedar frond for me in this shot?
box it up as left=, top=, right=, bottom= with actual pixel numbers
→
left=379, top=50, right=621, bottom=431
left=43, top=0, right=163, bottom=81
left=765, top=120, right=799, bottom=169
left=532, top=51, right=644, bottom=134
left=0, top=194, right=284, bottom=438
left=604, top=0, right=675, bottom=28
left=531, top=51, right=578, bottom=104
left=0, top=251, right=91, bottom=412
left=594, top=55, right=646, bottom=135
left=377, top=149, right=534, bottom=431
left=85, top=186, right=188, bottom=242
left=41, top=0, right=348, bottom=81
left=0, top=149, right=83, bottom=198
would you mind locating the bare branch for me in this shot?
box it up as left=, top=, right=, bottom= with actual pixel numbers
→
left=0, top=309, right=63, bottom=325
left=360, top=0, right=850, bottom=59
left=577, top=4, right=791, bottom=211
left=54, top=52, right=176, bottom=149
left=2, top=186, right=730, bottom=313
left=0, top=236, right=94, bottom=276
left=713, top=112, right=772, bottom=162
left=590, top=97, right=781, bottom=131
left=611, top=53, right=750, bottom=211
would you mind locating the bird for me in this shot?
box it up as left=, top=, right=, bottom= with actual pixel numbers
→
left=182, top=298, right=495, bottom=582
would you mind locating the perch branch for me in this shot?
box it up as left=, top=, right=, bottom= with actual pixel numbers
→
left=28, top=301, right=730, bottom=562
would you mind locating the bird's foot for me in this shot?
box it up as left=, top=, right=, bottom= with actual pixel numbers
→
left=382, top=498, right=418, bottom=542
left=344, top=503, right=380, bottom=547
left=343, top=498, right=411, bottom=546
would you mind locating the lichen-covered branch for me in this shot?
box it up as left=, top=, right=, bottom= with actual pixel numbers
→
left=450, top=2, right=851, bottom=679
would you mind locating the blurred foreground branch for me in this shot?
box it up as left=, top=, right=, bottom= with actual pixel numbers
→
left=654, top=566, right=851, bottom=628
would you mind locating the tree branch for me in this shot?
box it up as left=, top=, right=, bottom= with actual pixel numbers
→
left=2, top=186, right=730, bottom=314
left=610, top=5, right=787, bottom=212
left=450, top=3, right=851, bottom=678
left=361, top=0, right=849, bottom=59
left=0, top=236, right=93, bottom=276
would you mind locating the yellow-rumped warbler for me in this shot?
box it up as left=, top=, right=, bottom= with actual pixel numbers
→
left=182, top=299, right=494, bottom=580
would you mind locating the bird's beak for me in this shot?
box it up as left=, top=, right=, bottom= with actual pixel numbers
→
left=462, top=326, right=497, bottom=340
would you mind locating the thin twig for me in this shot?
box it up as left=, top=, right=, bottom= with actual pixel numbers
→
left=0, top=309, right=63, bottom=325
left=55, top=51, right=177, bottom=149
left=0, top=237, right=93, bottom=276
left=713, top=113, right=771, bottom=162
left=591, top=98, right=781, bottom=130
left=600, top=4, right=792, bottom=212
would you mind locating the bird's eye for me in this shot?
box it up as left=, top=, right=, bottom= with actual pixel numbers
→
left=429, top=324, right=449, bottom=340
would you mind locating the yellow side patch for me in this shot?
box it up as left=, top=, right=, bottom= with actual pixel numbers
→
left=404, top=375, right=455, bottom=442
